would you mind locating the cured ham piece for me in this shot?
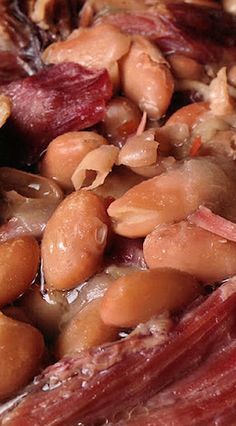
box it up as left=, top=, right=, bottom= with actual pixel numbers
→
left=1, top=278, right=236, bottom=425
left=98, top=3, right=236, bottom=64
left=1, top=63, right=112, bottom=165
left=188, top=205, right=236, bottom=243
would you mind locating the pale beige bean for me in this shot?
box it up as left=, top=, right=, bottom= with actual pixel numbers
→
left=0, top=236, right=40, bottom=306
left=120, top=36, right=174, bottom=119
left=168, top=54, right=205, bottom=81
left=0, top=312, right=44, bottom=400
left=100, top=269, right=201, bottom=328
left=56, top=299, right=118, bottom=358
left=107, top=157, right=233, bottom=238
left=40, top=131, right=107, bottom=191
left=42, top=191, right=110, bottom=290
left=144, top=221, right=236, bottom=284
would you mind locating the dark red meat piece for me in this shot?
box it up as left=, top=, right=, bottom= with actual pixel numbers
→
left=97, top=3, right=236, bottom=64
left=1, top=62, right=112, bottom=165
left=1, top=278, right=236, bottom=425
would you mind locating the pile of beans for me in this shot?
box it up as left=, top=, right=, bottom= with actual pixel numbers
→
left=0, top=0, right=236, bottom=402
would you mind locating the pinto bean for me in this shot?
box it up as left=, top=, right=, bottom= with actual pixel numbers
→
left=42, top=191, right=110, bottom=290
left=144, top=221, right=236, bottom=284
left=120, top=36, right=174, bottom=119
left=100, top=269, right=201, bottom=328
left=168, top=54, right=205, bottom=81
left=165, top=101, right=209, bottom=129
left=101, top=96, right=142, bottom=147
left=107, top=157, right=233, bottom=238
left=0, top=312, right=44, bottom=400
left=56, top=299, right=118, bottom=358
left=40, top=131, right=107, bottom=191
left=0, top=236, right=40, bottom=306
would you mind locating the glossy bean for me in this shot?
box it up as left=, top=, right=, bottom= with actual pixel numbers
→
left=100, top=269, right=201, bottom=328
left=0, top=312, right=44, bottom=400
left=120, top=36, right=174, bottom=119
left=0, top=236, right=40, bottom=306
left=40, top=131, right=107, bottom=191
left=42, top=191, right=110, bottom=290
left=144, top=221, right=236, bottom=284
left=56, top=299, right=118, bottom=358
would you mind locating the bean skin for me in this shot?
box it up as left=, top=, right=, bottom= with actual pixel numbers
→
left=41, top=131, right=107, bottom=191
left=0, top=312, right=44, bottom=400
left=56, top=299, right=118, bottom=358
left=100, top=268, right=201, bottom=328
left=144, top=221, right=236, bottom=284
left=42, top=191, right=110, bottom=290
left=0, top=236, right=40, bottom=306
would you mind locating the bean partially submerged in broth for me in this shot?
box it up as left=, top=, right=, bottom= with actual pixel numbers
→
left=0, top=236, right=39, bottom=306
left=0, top=167, right=63, bottom=241
left=0, top=312, right=44, bottom=401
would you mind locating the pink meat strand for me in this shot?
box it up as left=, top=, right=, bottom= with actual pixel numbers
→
left=1, top=278, right=236, bottom=425
left=188, top=205, right=236, bottom=243
left=0, top=62, right=112, bottom=165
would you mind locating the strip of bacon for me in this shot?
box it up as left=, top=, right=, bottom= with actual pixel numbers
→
left=188, top=205, right=236, bottom=243
left=1, top=278, right=236, bottom=425
left=1, top=62, right=112, bottom=165
left=98, top=3, right=236, bottom=64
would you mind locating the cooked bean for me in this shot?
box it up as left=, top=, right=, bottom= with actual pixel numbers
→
left=107, top=157, right=233, bottom=238
left=165, top=101, right=209, bottom=129
left=40, top=131, right=107, bottom=191
left=0, top=236, right=40, bottom=306
left=42, top=191, right=110, bottom=290
left=120, top=36, right=174, bottom=119
left=101, top=96, right=142, bottom=147
left=19, top=285, right=69, bottom=338
left=0, top=312, right=44, bottom=400
left=100, top=269, right=201, bottom=328
left=227, top=64, right=236, bottom=87
left=93, top=167, right=143, bottom=200
left=168, top=54, right=205, bottom=81
left=56, top=299, right=118, bottom=358
left=144, top=221, right=236, bottom=284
